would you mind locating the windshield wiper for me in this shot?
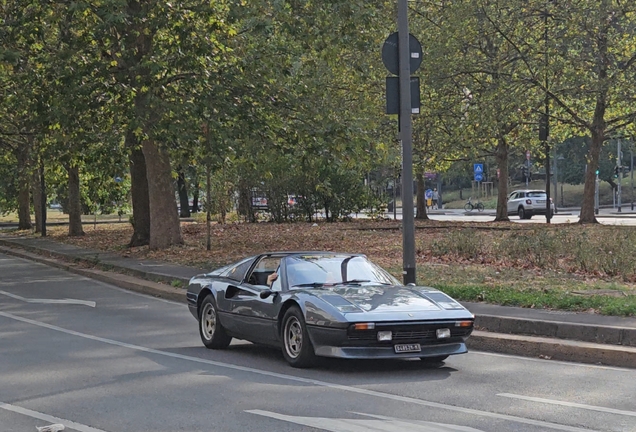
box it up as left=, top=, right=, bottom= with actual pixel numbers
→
left=292, top=282, right=325, bottom=288
left=338, top=279, right=371, bottom=285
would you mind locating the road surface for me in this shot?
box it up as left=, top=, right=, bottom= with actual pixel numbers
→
left=1, top=252, right=634, bottom=432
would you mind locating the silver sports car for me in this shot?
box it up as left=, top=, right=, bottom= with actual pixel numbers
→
left=187, top=252, right=474, bottom=368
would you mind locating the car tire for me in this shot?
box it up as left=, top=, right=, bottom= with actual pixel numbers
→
left=518, top=207, right=525, bottom=219
left=199, top=294, right=232, bottom=349
left=281, top=306, right=316, bottom=368
left=421, top=355, right=449, bottom=363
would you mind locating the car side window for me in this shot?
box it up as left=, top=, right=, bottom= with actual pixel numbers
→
left=270, top=266, right=282, bottom=292
left=223, top=258, right=254, bottom=282
left=246, top=256, right=281, bottom=287
left=509, top=193, right=518, bottom=200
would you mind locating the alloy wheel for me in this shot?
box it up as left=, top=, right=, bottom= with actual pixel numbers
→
left=201, top=303, right=216, bottom=341
left=284, top=316, right=303, bottom=359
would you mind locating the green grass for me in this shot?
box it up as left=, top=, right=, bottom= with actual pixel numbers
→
left=383, top=264, right=636, bottom=317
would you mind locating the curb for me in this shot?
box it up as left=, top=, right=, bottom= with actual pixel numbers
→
left=1, top=241, right=635, bottom=369
left=475, top=315, right=636, bottom=347
left=467, top=331, right=636, bottom=369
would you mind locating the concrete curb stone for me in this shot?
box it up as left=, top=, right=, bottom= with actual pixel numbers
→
left=468, top=331, right=636, bottom=369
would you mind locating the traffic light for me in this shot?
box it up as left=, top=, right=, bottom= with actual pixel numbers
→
left=521, top=166, right=528, bottom=178
left=614, top=166, right=619, bottom=177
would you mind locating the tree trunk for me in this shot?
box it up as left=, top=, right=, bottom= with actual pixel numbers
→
left=66, top=164, right=84, bottom=236
left=415, top=172, right=428, bottom=220
left=127, top=131, right=151, bottom=247
left=141, top=139, right=183, bottom=249
left=32, top=169, right=42, bottom=233
left=16, top=147, right=32, bottom=230
left=191, top=174, right=199, bottom=213
left=494, top=137, right=510, bottom=222
left=579, top=129, right=604, bottom=223
left=177, top=169, right=191, bottom=218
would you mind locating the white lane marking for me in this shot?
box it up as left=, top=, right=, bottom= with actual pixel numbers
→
left=0, top=290, right=96, bottom=307
left=0, top=311, right=598, bottom=432
left=0, top=402, right=109, bottom=432
left=0, top=277, right=91, bottom=286
left=248, top=410, right=485, bottom=431
left=498, top=393, right=636, bottom=417
left=472, top=351, right=635, bottom=372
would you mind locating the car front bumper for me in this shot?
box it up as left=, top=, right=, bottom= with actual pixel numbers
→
left=307, top=323, right=471, bottom=359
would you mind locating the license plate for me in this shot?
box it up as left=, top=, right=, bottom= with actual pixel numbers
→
left=394, top=343, right=421, bottom=353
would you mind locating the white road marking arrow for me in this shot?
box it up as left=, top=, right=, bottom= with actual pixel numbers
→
left=246, top=410, right=484, bottom=432
left=0, top=290, right=96, bottom=307
left=0, top=402, right=107, bottom=432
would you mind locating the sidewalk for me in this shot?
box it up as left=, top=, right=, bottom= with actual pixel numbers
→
left=1, top=235, right=635, bottom=368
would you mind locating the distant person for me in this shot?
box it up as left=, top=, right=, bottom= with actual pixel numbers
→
left=432, top=188, right=439, bottom=209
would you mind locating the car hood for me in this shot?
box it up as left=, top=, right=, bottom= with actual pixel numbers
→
left=314, top=285, right=471, bottom=320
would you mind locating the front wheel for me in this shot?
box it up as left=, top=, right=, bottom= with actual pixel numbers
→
left=476, top=203, right=484, bottom=212
left=464, top=203, right=473, bottom=212
left=199, top=295, right=232, bottom=349
left=281, top=307, right=316, bottom=368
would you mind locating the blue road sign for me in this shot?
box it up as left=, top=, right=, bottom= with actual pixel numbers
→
left=474, top=163, right=484, bottom=182
left=425, top=189, right=433, bottom=199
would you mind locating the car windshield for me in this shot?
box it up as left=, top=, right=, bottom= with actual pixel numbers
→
left=285, top=255, right=401, bottom=289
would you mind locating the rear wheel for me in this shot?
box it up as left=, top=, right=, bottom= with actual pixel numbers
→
left=476, top=202, right=484, bottom=212
left=518, top=207, right=526, bottom=219
left=281, top=306, right=316, bottom=368
left=199, top=295, right=232, bottom=349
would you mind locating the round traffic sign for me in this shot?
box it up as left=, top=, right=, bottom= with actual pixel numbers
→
left=382, top=32, right=423, bottom=76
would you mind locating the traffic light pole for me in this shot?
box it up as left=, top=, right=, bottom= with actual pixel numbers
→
left=398, top=0, right=416, bottom=285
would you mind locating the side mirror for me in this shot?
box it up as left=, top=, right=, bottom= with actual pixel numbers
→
left=260, top=290, right=276, bottom=300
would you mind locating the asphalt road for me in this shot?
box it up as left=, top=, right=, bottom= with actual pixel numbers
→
left=1, top=252, right=635, bottom=432
left=383, top=211, right=636, bottom=226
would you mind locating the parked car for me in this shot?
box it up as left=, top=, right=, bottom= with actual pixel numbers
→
left=186, top=252, right=474, bottom=368
left=507, top=189, right=555, bottom=219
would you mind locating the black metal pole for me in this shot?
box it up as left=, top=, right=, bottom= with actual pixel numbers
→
left=543, top=2, right=551, bottom=223
left=631, top=149, right=634, bottom=211
left=40, top=159, right=46, bottom=237
left=398, top=0, right=416, bottom=284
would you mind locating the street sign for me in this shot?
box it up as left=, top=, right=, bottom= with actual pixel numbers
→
left=386, top=76, right=420, bottom=114
left=424, top=172, right=437, bottom=180
left=526, top=151, right=531, bottom=161
left=382, top=32, right=423, bottom=76
left=474, top=163, right=484, bottom=182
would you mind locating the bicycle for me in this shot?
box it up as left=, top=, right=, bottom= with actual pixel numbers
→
left=464, top=198, right=484, bottom=212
